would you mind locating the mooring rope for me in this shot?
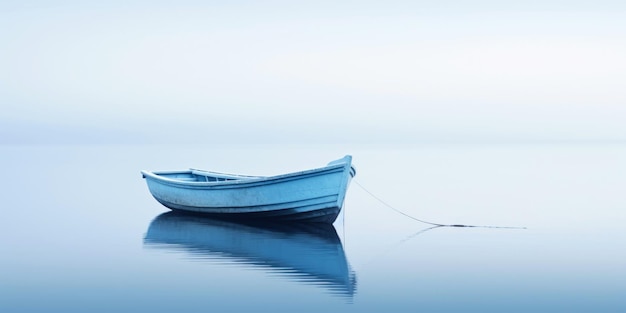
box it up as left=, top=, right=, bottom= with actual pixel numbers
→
left=353, top=180, right=526, bottom=229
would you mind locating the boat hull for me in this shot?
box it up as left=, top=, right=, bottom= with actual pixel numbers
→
left=142, top=156, right=355, bottom=223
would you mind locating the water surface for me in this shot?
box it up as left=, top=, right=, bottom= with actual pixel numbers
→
left=1, top=144, right=625, bottom=312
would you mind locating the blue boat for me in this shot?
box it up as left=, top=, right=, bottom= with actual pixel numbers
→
left=141, top=155, right=355, bottom=223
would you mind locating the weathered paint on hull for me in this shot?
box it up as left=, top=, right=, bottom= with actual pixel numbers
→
left=142, top=156, right=354, bottom=224
left=158, top=199, right=342, bottom=223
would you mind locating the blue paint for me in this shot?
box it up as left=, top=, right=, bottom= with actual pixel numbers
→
left=141, top=156, right=355, bottom=223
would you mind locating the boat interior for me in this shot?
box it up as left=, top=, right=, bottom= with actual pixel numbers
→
left=157, top=170, right=256, bottom=182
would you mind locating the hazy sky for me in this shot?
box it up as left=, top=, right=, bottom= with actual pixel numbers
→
left=1, top=1, right=625, bottom=144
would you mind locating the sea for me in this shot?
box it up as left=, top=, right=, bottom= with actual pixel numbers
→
left=1, top=143, right=625, bottom=312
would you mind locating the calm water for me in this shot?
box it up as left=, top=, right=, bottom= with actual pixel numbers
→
left=2, top=144, right=625, bottom=312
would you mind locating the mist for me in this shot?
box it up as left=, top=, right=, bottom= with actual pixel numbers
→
left=2, top=1, right=625, bottom=144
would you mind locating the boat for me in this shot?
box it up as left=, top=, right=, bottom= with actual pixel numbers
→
left=144, top=212, right=357, bottom=298
left=141, top=155, right=355, bottom=223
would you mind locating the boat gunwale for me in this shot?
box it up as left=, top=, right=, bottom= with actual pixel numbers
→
left=141, top=158, right=353, bottom=189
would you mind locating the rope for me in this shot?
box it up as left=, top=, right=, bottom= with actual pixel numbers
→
left=353, top=180, right=526, bottom=229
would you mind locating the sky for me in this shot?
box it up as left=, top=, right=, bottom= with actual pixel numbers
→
left=1, top=0, right=625, bottom=144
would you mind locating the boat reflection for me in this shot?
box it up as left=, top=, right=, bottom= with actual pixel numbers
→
left=144, top=212, right=357, bottom=298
